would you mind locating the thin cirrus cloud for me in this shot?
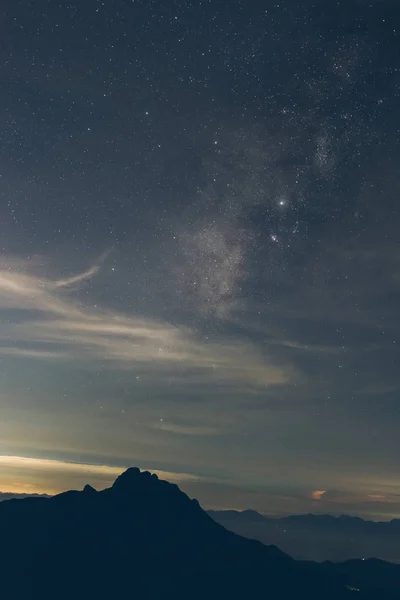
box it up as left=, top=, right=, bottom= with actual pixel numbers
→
left=54, top=264, right=101, bottom=288
left=0, top=348, right=68, bottom=360
left=0, top=256, right=294, bottom=389
left=157, top=421, right=228, bottom=436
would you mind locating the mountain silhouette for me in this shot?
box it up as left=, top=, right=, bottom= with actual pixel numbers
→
left=209, top=509, right=400, bottom=564
left=0, top=468, right=399, bottom=599
left=0, top=491, right=51, bottom=501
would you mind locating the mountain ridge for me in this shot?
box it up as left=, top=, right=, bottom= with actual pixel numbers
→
left=0, top=491, right=51, bottom=501
left=208, top=508, right=400, bottom=527
left=209, top=509, right=400, bottom=565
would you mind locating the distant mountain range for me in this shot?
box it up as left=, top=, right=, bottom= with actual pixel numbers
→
left=0, top=470, right=399, bottom=599
left=0, top=491, right=51, bottom=501
left=208, top=509, right=400, bottom=530
left=208, top=510, right=400, bottom=564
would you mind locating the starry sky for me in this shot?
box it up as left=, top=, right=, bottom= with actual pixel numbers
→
left=0, top=0, right=400, bottom=520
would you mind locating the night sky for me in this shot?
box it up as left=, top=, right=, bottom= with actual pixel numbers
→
left=1, top=0, right=399, bottom=520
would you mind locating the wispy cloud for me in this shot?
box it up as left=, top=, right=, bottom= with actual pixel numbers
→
left=274, top=340, right=343, bottom=355
left=0, top=347, right=68, bottom=360
left=54, top=264, right=100, bottom=288
left=0, top=256, right=293, bottom=389
left=156, top=421, right=228, bottom=436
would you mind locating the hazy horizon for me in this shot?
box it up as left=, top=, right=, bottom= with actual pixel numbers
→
left=1, top=457, right=399, bottom=522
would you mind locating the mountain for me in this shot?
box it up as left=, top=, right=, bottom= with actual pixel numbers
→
left=0, top=468, right=399, bottom=599
left=208, top=510, right=400, bottom=564
left=208, top=508, right=271, bottom=522
left=0, top=491, right=51, bottom=501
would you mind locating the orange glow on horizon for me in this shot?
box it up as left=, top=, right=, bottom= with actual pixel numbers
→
left=0, top=455, right=203, bottom=495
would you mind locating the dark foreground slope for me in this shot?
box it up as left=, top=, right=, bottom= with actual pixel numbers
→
left=0, top=468, right=398, bottom=600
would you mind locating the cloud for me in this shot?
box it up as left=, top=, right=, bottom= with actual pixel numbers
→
left=54, top=264, right=100, bottom=288
left=0, top=255, right=293, bottom=389
left=274, top=340, right=343, bottom=355
left=311, top=489, right=327, bottom=500
left=0, top=256, right=86, bottom=317
left=0, top=347, right=68, bottom=360
left=156, top=421, right=228, bottom=437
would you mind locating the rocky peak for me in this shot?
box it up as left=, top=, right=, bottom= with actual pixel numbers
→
left=111, top=467, right=158, bottom=493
